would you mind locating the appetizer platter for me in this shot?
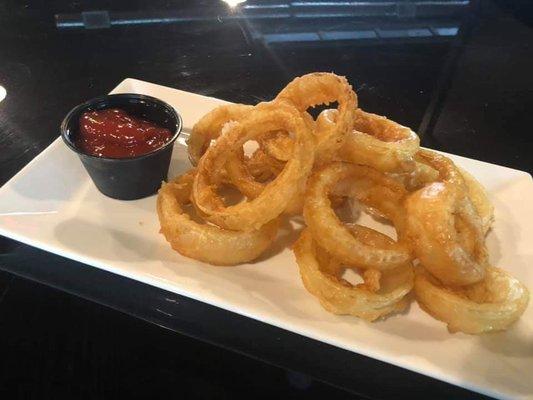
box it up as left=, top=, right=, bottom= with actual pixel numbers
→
left=0, top=75, right=531, bottom=399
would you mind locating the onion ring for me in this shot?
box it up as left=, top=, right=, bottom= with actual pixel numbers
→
left=224, top=142, right=305, bottom=216
left=459, top=167, right=494, bottom=235
left=294, top=228, right=414, bottom=321
left=314, top=108, right=347, bottom=165
left=187, top=104, right=253, bottom=165
left=257, top=110, right=315, bottom=163
left=415, top=267, right=529, bottom=334
left=331, top=172, right=407, bottom=223
left=408, top=150, right=493, bottom=233
left=225, top=149, right=307, bottom=216
left=224, top=150, right=265, bottom=199
left=245, top=148, right=285, bottom=181
left=157, top=171, right=279, bottom=265
left=337, top=109, right=420, bottom=173
left=303, top=162, right=412, bottom=270
left=414, top=149, right=464, bottom=187
left=193, top=104, right=315, bottom=231
left=405, top=181, right=488, bottom=286
left=260, top=131, right=294, bottom=162
left=225, top=154, right=306, bottom=215
left=275, top=72, right=357, bottom=130
left=166, top=71, right=528, bottom=333
left=388, top=160, right=439, bottom=191
left=276, top=72, right=357, bottom=163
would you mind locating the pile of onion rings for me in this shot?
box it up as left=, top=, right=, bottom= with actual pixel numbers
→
left=157, top=72, right=529, bottom=334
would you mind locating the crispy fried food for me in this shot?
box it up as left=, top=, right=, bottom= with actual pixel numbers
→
left=224, top=149, right=265, bottom=199
left=388, top=159, right=439, bottom=191
left=402, top=149, right=494, bottom=232
left=415, top=149, right=465, bottom=187
left=459, top=167, right=494, bottom=235
left=415, top=266, right=529, bottom=334
left=157, top=71, right=527, bottom=334
left=187, top=104, right=253, bottom=165
left=275, top=72, right=357, bottom=133
left=314, top=108, right=346, bottom=165
left=276, top=72, right=357, bottom=164
left=304, top=162, right=412, bottom=270
left=294, top=229, right=414, bottom=321
left=258, top=110, right=316, bottom=161
left=225, top=150, right=308, bottom=216
left=245, top=148, right=285, bottom=181
left=157, top=171, right=279, bottom=265
left=260, top=131, right=294, bottom=162
left=192, top=103, right=314, bottom=231
left=405, top=182, right=488, bottom=286
left=336, top=109, right=420, bottom=173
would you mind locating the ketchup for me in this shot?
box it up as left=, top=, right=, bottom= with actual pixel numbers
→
left=76, top=108, right=173, bottom=158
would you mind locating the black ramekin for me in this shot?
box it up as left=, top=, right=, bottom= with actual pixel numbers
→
left=61, top=93, right=182, bottom=200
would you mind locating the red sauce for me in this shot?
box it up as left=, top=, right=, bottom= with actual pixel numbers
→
left=76, top=108, right=173, bottom=158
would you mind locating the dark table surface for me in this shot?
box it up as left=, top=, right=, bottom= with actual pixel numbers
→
left=0, top=0, right=532, bottom=399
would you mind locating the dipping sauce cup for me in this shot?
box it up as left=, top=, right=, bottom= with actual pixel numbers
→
left=61, top=94, right=182, bottom=200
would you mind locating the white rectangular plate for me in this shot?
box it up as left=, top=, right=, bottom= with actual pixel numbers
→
left=1, top=78, right=532, bottom=400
